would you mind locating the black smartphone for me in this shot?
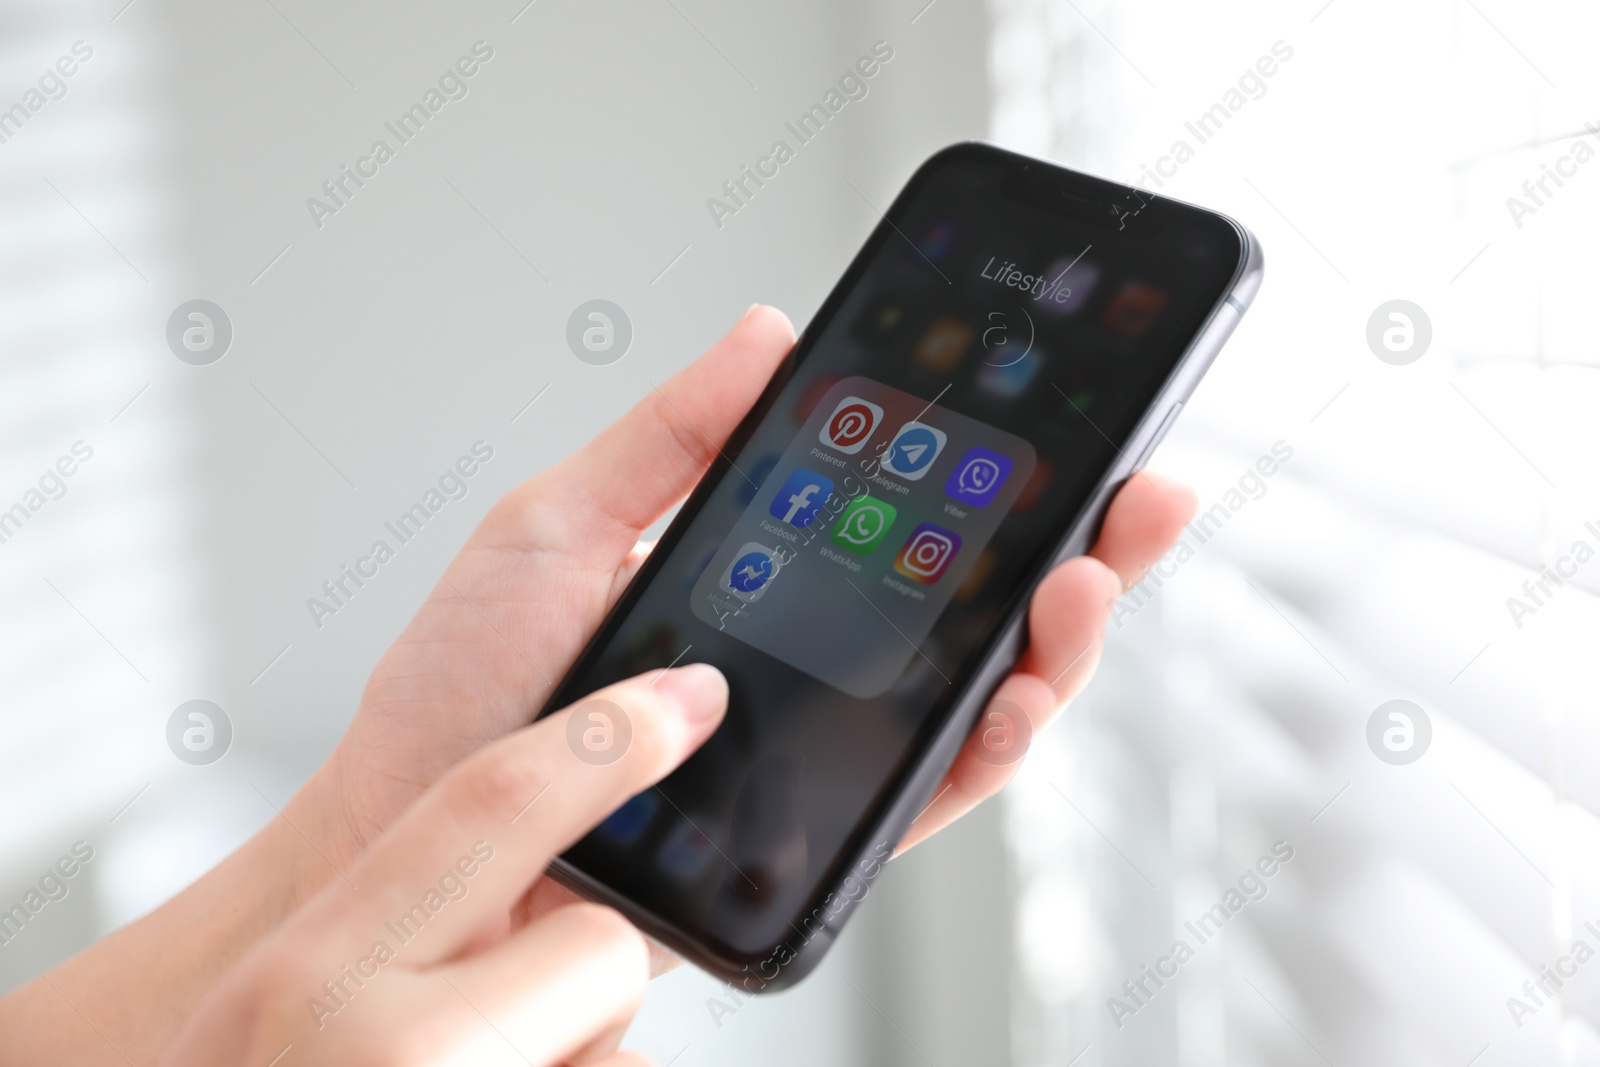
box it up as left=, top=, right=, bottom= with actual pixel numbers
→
left=537, top=142, right=1262, bottom=991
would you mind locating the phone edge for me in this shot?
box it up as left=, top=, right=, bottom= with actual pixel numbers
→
left=545, top=163, right=1267, bottom=993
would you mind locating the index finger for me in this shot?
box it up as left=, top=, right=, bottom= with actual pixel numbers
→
left=285, top=664, right=728, bottom=970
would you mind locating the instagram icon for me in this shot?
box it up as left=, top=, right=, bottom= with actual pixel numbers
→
left=894, top=524, right=962, bottom=584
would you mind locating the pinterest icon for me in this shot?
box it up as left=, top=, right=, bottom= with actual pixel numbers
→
left=819, top=396, right=884, bottom=454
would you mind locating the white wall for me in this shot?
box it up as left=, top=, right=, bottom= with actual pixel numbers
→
left=0, top=1, right=1008, bottom=1063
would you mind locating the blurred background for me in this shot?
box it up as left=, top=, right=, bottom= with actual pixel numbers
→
left=2, top=0, right=1598, bottom=1063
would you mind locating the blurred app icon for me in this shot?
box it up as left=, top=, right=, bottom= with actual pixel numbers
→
left=954, top=548, right=997, bottom=603
left=1058, top=387, right=1097, bottom=418
left=978, top=308, right=1032, bottom=367
left=873, top=305, right=904, bottom=331
left=619, top=623, right=679, bottom=677
left=686, top=542, right=718, bottom=587
left=1038, top=259, right=1100, bottom=314
left=850, top=303, right=906, bottom=348
left=715, top=753, right=806, bottom=914
left=735, top=453, right=778, bottom=506
left=894, top=523, right=962, bottom=584
left=819, top=395, right=884, bottom=454
left=598, top=791, right=659, bottom=845
left=1102, top=282, right=1169, bottom=337
left=913, top=318, right=973, bottom=373
left=658, top=820, right=717, bottom=882
left=832, top=496, right=897, bottom=554
left=1013, top=458, right=1053, bottom=513
left=945, top=447, right=1013, bottom=507
left=977, top=353, right=1041, bottom=398
left=880, top=421, right=948, bottom=481
left=793, top=375, right=843, bottom=425
left=769, top=469, right=835, bottom=528
left=919, top=222, right=956, bottom=262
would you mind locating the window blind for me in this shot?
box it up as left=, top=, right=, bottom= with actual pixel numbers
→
left=990, top=1, right=1600, bottom=1064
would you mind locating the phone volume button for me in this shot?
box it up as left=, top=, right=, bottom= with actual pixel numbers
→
left=1131, top=402, right=1183, bottom=472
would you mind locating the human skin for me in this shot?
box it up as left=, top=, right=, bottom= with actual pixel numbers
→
left=159, top=664, right=734, bottom=1067
left=0, top=306, right=1194, bottom=1064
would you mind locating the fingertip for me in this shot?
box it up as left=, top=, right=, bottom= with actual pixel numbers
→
left=647, top=663, right=728, bottom=730
left=566, top=665, right=727, bottom=780
left=983, top=671, right=1058, bottom=753
left=592, top=1052, right=656, bottom=1067
left=1023, top=556, right=1118, bottom=687
left=1003, top=670, right=1059, bottom=717
left=1090, top=471, right=1197, bottom=583
left=1038, top=553, right=1122, bottom=611
left=1138, top=468, right=1200, bottom=524
left=735, top=303, right=797, bottom=347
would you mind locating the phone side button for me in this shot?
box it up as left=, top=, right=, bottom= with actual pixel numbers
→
left=1130, top=402, right=1183, bottom=472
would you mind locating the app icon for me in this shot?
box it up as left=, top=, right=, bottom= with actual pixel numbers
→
left=1102, top=282, right=1169, bottom=337
left=977, top=353, right=1040, bottom=398
left=945, top=447, right=1013, bottom=507
left=723, top=544, right=780, bottom=601
left=831, top=496, right=898, bottom=554
left=819, top=396, right=884, bottom=454
left=769, top=469, right=835, bottom=528
left=894, top=524, right=962, bottom=584
left=913, top=318, right=973, bottom=373
left=880, top=422, right=948, bottom=481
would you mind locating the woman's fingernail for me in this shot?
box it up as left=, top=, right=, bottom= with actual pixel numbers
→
left=741, top=303, right=762, bottom=320
left=653, top=663, right=728, bottom=727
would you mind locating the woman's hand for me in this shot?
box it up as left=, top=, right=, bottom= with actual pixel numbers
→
left=309, top=302, right=1193, bottom=965
left=0, top=305, right=1192, bottom=1065
left=894, top=467, right=1194, bottom=850
left=163, top=664, right=728, bottom=1067
left=321, top=304, right=1193, bottom=864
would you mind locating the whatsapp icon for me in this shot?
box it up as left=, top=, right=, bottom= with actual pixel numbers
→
left=832, top=495, right=897, bottom=554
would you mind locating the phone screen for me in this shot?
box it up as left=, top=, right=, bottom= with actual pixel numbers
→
left=546, top=145, right=1243, bottom=961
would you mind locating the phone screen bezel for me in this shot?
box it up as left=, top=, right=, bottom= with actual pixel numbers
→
left=538, top=141, right=1251, bottom=980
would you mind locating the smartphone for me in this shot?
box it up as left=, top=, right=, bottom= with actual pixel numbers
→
left=537, top=142, right=1262, bottom=991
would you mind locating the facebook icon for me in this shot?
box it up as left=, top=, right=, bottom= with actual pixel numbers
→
left=768, top=469, right=835, bottom=528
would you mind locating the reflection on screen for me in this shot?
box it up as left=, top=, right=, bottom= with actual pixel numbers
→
left=690, top=376, right=1035, bottom=698
left=551, top=149, right=1240, bottom=960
